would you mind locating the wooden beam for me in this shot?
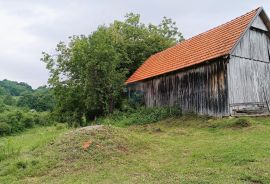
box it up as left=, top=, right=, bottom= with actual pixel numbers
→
left=231, top=54, right=270, bottom=63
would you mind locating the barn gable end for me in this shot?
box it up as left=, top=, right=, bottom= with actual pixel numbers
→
left=251, top=15, right=268, bottom=31
left=228, top=9, right=270, bottom=115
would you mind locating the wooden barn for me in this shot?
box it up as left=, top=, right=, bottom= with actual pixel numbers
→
left=126, top=7, right=270, bottom=117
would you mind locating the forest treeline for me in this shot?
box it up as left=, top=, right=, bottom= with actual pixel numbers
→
left=0, top=79, right=54, bottom=112
left=0, top=79, right=55, bottom=136
left=42, top=13, right=184, bottom=125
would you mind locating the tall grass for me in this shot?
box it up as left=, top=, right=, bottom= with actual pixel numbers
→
left=95, top=106, right=182, bottom=127
left=0, top=138, right=21, bottom=161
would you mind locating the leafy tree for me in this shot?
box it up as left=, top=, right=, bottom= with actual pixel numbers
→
left=42, top=13, right=184, bottom=125
left=3, top=95, right=15, bottom=106
left=33, top=87, right=55, bottom=112
left=0, top=99, right=5, bottom=113
left=0, top=79, right=33, bottom=96
left=17, top=92, right=36, bottom=109
left=17, top=88, right=55, bottom=112
left=0, top=122, right=11, bottom=136
left=0, top=86, right=7, bottom=96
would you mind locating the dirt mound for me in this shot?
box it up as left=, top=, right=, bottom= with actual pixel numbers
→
left=49, top=125, right=131, bottom=165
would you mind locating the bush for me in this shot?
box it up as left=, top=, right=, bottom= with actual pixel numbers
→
left=0, top=122, right=11, bottom=135
left=33, top=112, right=54, bottom=126
left=96, top=106, right=182, bottom=127
left=231, top=118, right=252, bottom=128
left=2, top=111, right=25, bottom=133
left=21, top=115, right=35, bottom=128
left=0, top=110, right=55, bottom=137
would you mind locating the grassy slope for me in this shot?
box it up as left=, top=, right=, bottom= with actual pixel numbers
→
left=0, top=116, right=270, bottom=184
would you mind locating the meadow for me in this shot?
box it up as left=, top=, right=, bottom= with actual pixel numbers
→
left=0, top=115, right=270, bottom=184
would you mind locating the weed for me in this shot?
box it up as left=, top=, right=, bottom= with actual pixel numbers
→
left=231, top=118, right=252, bottom=128
left=241, top=175, right=264, bottom=184
left=55, top=123, right=67, bottom=130
left=0, top=139, right=21, bottom=161
left=16, top=161, right=27, bottom=169
left=31, top=160, right=39, bottom=166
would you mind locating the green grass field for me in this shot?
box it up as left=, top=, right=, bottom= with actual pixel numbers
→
left=0, top=116, right=270, bottom=183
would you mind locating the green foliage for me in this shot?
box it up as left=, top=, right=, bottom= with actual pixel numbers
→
left=21, top=115, right=35, bottom=128
left=1, top=117, right=270, bottom=183
left=55, top=123, right=67, bottom=130
left=0, top=99, right=6, bottom=113
left=0, top=110, right=54, bottom=137
left=17, top=92, right=35, bottom=108
left=17, top=89, right=55, bottom=112
left=0, top=126, right=66, bottom=164
left=42, top=13, right=184, bottom=125
left=0, top=111, right=24, bottom=133
left=0, top=79, right=55, bottom=112
left=96, top=106, right=182, bottom=127
left=0, top=139, right=21, bottom=161
left=33, top=112, right=54, bottom=126
left=16, top=161, right=27, bottom=169
left=32, top=86, right=55, bottom=111
left=3, top=95, right=16, bottom=106
left=230, top=118, right=252, bottom=128
left=0, top=86, right=8, bottom=96
left=0, top=122, right=11, bottom=136
left=0, top=79, right=33, bottom=96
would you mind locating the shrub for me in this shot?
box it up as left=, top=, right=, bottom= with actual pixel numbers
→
left=3, top=111, right=25, bottom=133
left=96, top=106, right=182, bottom=127
left=0, top=122, right=11, bottom=136
left=21, top=115, right=35, bottom=128
left=0, top=109, right=57, bottom=137
left=231, top=118, right=252, bottom=128
left=33, top=112, right=54, bottom=126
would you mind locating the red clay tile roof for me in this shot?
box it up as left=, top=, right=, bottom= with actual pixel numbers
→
left=126, top=8, right=260, bottom=84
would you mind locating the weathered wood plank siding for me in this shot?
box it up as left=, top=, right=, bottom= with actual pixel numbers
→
left=251, top=15, right=268, bottom=31
left=128, top=59, right=229, bottom=116
left=229, top=24, right=270, bottom=114
left=232, top=29, right=270, bottom=61
left=228, top=57, right=270, bottom=109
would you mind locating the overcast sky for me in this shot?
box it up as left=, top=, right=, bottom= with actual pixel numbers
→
left=0, top=0, right=269, bottom=88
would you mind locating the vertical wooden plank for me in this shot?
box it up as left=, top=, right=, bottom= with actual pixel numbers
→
left=128, top=59, right=229, bottom=116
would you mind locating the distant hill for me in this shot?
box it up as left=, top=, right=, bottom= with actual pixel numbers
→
left=0, top=79, right=33, bottom=96
left=0, top=79, right=54, bottom=112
